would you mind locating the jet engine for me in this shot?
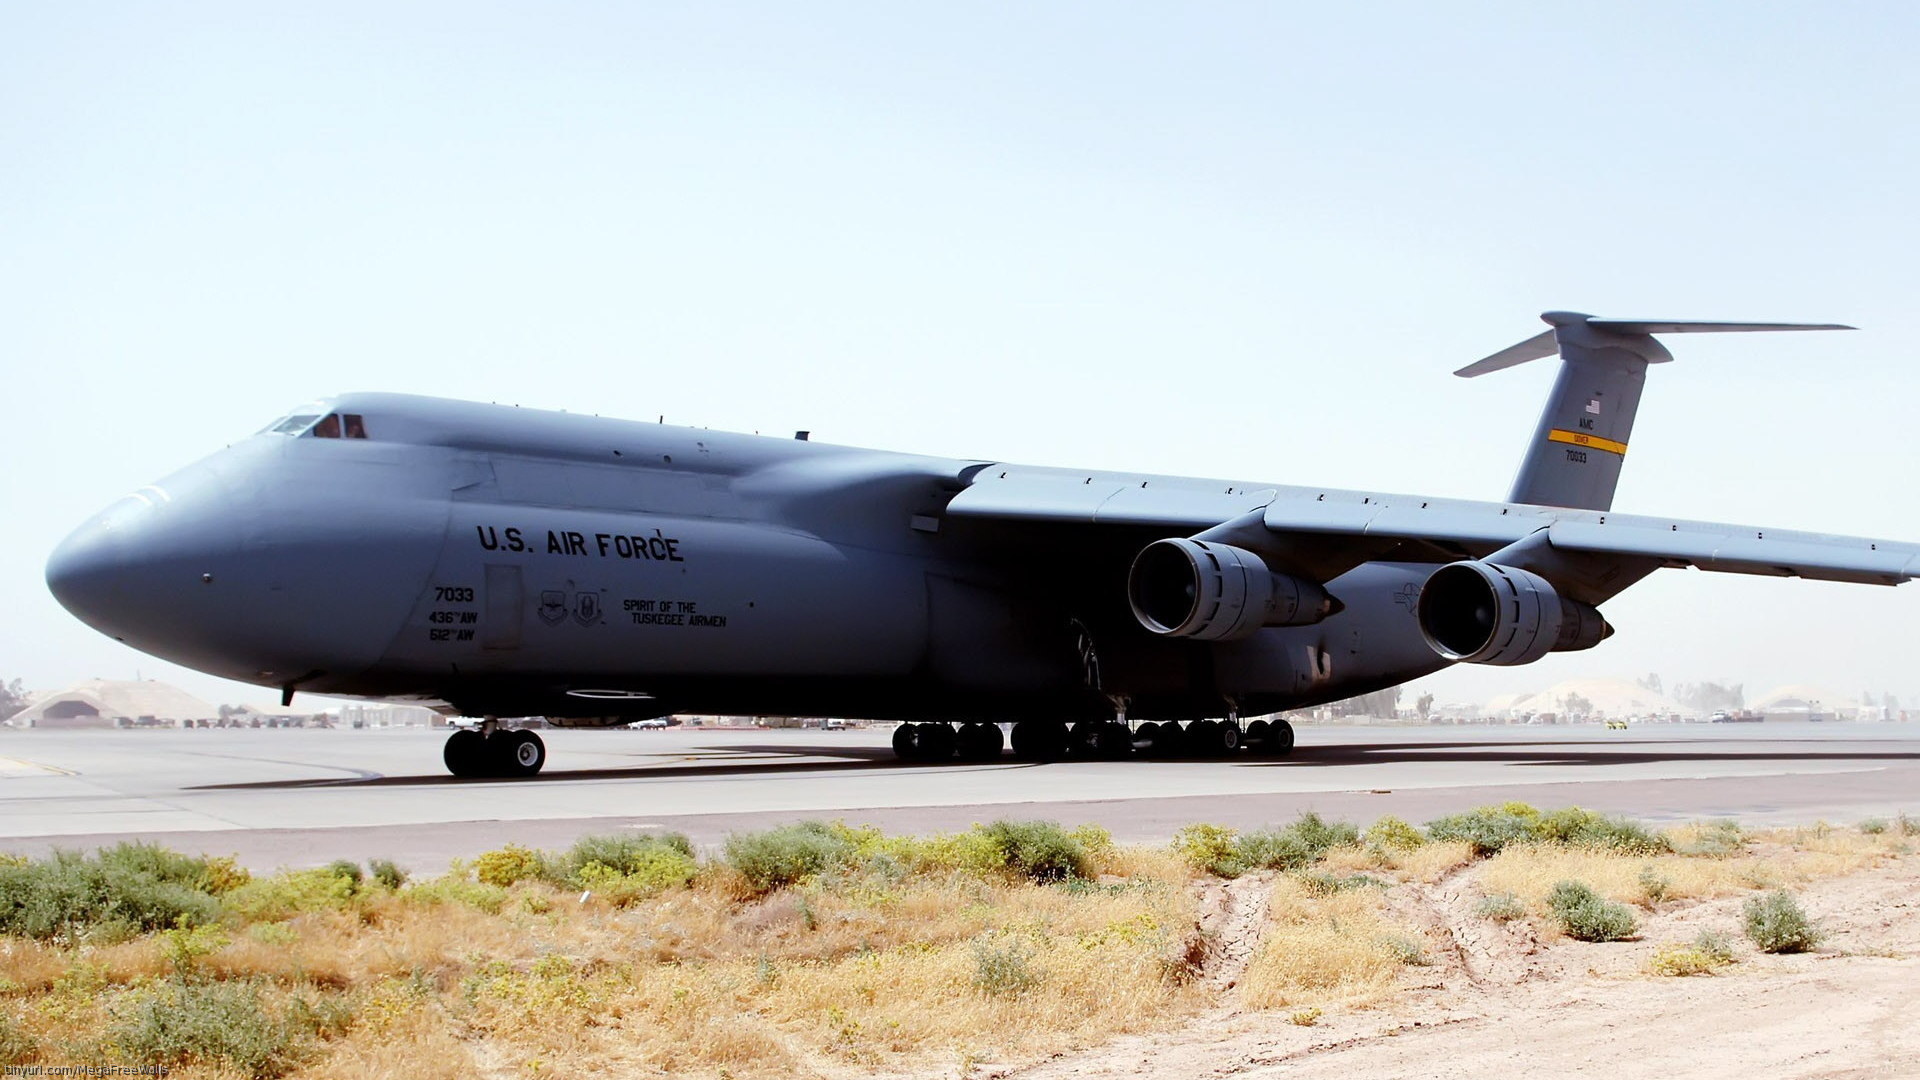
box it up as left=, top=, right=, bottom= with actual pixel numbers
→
left=1127, top=538, right=1337, bottom=641
left=1416, top=560, right=1611, bottom=666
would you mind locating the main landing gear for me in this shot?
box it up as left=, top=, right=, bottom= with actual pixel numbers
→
left=444, top=719, right=547, bottom=778
left=888, top=718, right=1296, bottom=763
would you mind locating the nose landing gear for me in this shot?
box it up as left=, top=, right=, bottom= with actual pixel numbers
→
left=444, top=719, right=547, bottom=778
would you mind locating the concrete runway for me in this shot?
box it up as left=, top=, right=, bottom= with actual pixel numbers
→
left=3, top=722, right=1917, bottom=872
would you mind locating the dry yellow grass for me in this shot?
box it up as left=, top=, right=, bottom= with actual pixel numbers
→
left=2, top=816, right=1909, bottom=1079
left=1390, top=841, right=1477, bottom=884
left=1239, top=875, right=1416, bottom=1010
left=1476, top=826, right=1913, bottom=918
left=0, top=938, right=66, bottom=993
left=1477, top=846, right=1751, bottom=910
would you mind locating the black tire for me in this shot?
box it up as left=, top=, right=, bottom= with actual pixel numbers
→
left=1218, top=722, right=1242, bottom=755
left=920, top=722, right=956, bottom=761
left=500, top=729, right=546, bottom=777
left=443, top=728, right=485, bottom=777
left=892, top=722, right=917, bottom=760
left=1265, top=718, right=1296, bottom=757
left=1067, top=721, right=1101, bottom=757
left=1185, top=720, right=1216, bottom=757
left=955, top=722, right=1005, bottom=761
left=1132, top=721, right=1162, bottom=755
left=1095, top=721, right=1133, bottom=759
left=1011, top=720, right=1069, bottom=761
left=1145, top=721, right=1185, bottom=757
left=1245, top=719, right=1271, bottom=746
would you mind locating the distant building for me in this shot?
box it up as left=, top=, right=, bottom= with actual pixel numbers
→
left=8, top=679, right=220, bottom=729
left=337, top=703, right=440, bottom=727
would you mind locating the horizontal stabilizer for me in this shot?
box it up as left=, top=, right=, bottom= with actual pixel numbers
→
left=1455, top=312, right=1852, bottom=378
left=1453, top=330, right=1556, bottom=377
left=1583, top=318, right=1856, bottom=336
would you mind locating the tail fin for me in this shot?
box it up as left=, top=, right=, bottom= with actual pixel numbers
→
left=1457, top=311, right=1852, bottom=511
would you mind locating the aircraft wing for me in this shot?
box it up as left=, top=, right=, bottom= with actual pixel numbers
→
left=943, top=466, right=1920, bottom=587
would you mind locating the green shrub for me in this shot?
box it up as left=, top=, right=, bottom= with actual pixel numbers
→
left=978, top=820, right=1088, bottom=883
left=162, top=924, right=231, bottom=979
left=575, top=847, right=698, bottom=905
left=401, top=875, right=508, bottom=914
left=1537, top=808, right=1672, bottom=856
left=1896, top=813, right=1920, bottom=837
left=1475, top=892, right=1526, bottom=922
left=1234, top=830, right=1310, bottom=873
left=1284, top=811, right=1361, bottom=855
left=1743, top=890, right=1821, bottom=953
left=1172, top=824, right=1241, bottom=876
left=1427, top=804, right=1669, bottom=858
left=554, top=833, right=694, bottom=887
left=106, top=980, right=307, bottom=1078
left=724, top=822, right=856, bottom=893
left=0, top=848, right=221, bottom=940
left=1859, top=818, right=1889, bottom=835
left=221, top=869, right=360, bottom=922
left=1426, top=803, right=1543, bottom=856
left=1173, top=814, right=1360, bottom=878
left=322, top=861, right=364, bottom=889
left=1648, top=930, right=1738, bottom=977
left=1546, top=881, right=1638, bottom=942
left=1067, top=823, right=1115, bottom=864
left=1364, top=815, right=1426, bottom=852
left=367, top=859, right=408, bottom=890
left=1677, top=820, right=1746, bottom=858
left=971, top=936, right=1041, bottom=996
left=472, top=844, right=549, bottom=888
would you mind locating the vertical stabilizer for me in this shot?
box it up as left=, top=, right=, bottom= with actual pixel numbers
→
left=1456, top=312, right=1851, bottom=512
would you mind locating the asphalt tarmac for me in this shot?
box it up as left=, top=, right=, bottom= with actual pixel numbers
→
left=3, top=721, right=1917, bottom=872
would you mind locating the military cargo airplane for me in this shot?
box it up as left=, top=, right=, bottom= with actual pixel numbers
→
left=45, top=312, right=1920, bottom=777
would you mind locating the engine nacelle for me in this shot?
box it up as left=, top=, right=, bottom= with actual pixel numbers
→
left=1127, top=538, right=1336, bottom=641
left=1416, top=560, right=1611, bottom=666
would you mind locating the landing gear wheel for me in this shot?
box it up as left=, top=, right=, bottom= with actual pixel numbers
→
left=920, top=722, right=956, bottom=761
left=1142, top=721, right=1184, bottom=757
left=1262, top=718, right=1296, bottom=756
left=1133, top=721, right=1162, bottom=755
left=1069, top=721, right=1125, bottom=758
left=500, top=729, right=547, bottom=777
left=444, top=728, right=485, bottom=777
left=893, top=722, right=957, bottom=762
left=1218, top=722, right=1242, bottom=755
left=1184, top=720, right=1216, bottom=757
left=1011, top=720, right=1069, bottom=761
left=1067, top=721, right=1100, bottom=758
left=955, top=722, right=1005, bottom=761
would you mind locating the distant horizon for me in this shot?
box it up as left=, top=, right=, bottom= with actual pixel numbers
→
left=7, top=669, right=1907, bottom=720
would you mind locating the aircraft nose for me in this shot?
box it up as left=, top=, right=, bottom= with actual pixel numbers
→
left=46, top=472, right=241, bottom=653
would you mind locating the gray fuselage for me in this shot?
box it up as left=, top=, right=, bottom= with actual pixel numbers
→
left=46, top=393, right=1447, bottom=723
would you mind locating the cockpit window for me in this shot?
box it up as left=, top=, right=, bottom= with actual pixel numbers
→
left=260, top=406, right=369, bottom=439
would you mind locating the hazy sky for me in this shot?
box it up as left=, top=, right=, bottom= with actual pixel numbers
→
left=3, top=3, right=1915, bottom=712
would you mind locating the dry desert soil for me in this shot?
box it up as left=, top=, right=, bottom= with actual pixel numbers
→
left=974, top=853, right=1920, bottom=1080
